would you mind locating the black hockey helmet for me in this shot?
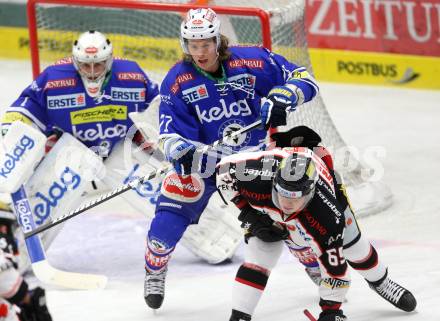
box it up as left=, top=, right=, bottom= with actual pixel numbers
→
left=273, top=152, right=318, bottom=199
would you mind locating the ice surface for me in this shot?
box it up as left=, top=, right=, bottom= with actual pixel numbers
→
left=1, top=60, right=439, bottom=321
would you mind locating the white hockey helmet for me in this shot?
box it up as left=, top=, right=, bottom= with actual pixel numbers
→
left=180, top=8, right=221, bottom=54
left=72, top=30, right=113, bottom=97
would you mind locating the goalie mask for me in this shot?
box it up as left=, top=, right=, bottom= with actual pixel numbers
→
left=180, top=8, right=221, bottom=54
left=272, top=153, right=318, bottom=215
left=72, top=30, right=113, bottom=97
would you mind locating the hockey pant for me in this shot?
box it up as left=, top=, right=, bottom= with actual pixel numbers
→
left=145, top=170, right=246, bottom=270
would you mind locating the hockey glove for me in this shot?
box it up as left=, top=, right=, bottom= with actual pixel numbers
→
left=260, top=84, right=299, bottom=129
left=18, top=287, right=53, bottom=321
left=166, top=139, right=197, bottom=175
left=238, top=206, right=289, bottom=243
left=318, top=299, right=346, bottom=321
left=317, top=310, right=347, bottom=321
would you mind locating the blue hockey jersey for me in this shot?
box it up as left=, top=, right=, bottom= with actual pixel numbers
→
left=2, top=57, right=159, bottom=155
left=158, top=46, right=318, bottom=153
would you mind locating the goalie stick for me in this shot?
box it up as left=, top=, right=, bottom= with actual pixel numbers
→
left=25, top=119, right=263, bottom=238
left=12, top=186, right=108, bottom=290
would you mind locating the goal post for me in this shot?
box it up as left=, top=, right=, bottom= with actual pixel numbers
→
left=26, top=0, right=392, bottom=217
left=27, top=0, right=272, bottom=79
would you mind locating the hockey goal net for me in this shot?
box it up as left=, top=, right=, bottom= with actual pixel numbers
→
left=27, top=0, right=392, bottom=217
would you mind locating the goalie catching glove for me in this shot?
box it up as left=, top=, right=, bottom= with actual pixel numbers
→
left=238, top=206, right=289, bottom=242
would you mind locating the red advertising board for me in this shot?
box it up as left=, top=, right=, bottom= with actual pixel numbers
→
left=306, top=0, right=440, bottom=56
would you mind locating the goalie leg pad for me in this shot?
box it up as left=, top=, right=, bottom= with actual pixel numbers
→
left=0, top=122, right=46, bottom=193
left=17, top=133, right=104, bottom=273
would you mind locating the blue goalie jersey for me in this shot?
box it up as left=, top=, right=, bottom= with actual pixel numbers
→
left=2, top=57, right=159, bottom=155
left=158, top=46, right=318, bottom=153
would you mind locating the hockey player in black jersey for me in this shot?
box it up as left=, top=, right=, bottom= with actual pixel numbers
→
left=216, top=132, right=417, bottom=321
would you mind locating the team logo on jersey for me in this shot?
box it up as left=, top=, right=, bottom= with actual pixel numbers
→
left=196, top=98, right=252, bottom=124
left=160, top=94, right=173, bottom=105
left=117, top=72, right=145, bottom=82
left=30, top=80, right=41, bottom=92
left=72, top=123, right=127, bottom=142
left=218, top=119, right=251, bottom=148
left=111, top=87, right=146, bottom=102
left=182, top=84, right=209, bottom=103
left=228, top=59, right=264, bottom=69
left=44, top=78, right=77, bottom=90
left=227, top=73, right=256, bottom=90
left=47, top=93, right=86, bottom=109
left=224, top=73, right=256, bottom=98
left=161, top=172, right=204, bottom=203
left=70, top=105, right=127, bottom=125
left=170, top=73, right=194, bottom=94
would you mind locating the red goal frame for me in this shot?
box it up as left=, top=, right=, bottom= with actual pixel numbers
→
left=27, top=0, right=272, bottom=79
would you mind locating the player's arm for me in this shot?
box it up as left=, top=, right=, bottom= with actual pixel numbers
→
left=1, top=72, right=50, bottom=136
left=158, top=81, right=202, bottom=175
left=260, top=49, right=319, bottom=129
left=216, top=156, right=288, bottom=243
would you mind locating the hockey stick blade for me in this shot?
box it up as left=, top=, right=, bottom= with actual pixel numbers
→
left=32, top=260, right=108, bottom=290
left=303, top=309, right=317, bottom=321
left=12, top=187, right=107, bottom=290
left=25, top=119, right=262, bottom=238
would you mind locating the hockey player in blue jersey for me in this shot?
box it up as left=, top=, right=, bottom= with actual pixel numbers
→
left=0, top=30, right=159, bottom=291
left=2, top=30, right=158, bottom=154
left=143, top=8, right=319, bottom=309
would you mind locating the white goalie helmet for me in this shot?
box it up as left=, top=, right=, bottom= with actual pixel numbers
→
left=180, top=8, right=221, bottom=54
left=72, top=30, right=113, bottom=97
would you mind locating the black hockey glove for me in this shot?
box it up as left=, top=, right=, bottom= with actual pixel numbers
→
left=18, top=287, right=53, bottom=321
left=238, top=206, right=289, bottom=243
left=260, top=85, right=299, bottom=129
left=317, top=309, right=347, bottom=321
left=318, top=299, right=346, bottom=321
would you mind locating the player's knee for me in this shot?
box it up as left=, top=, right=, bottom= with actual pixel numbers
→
left=245, top=237, right=283, bottom=270
left=149, top=210, right=191, bottom=243
left=235, top=263, right=270, bottom=291
left=344, top=236, right=378, bottom=269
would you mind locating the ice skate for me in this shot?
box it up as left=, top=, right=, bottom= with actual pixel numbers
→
left=368, top=272, right=417, bottom=312
left=144, top=268, right=167, bottom=309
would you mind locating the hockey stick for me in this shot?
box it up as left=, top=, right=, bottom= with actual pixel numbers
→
left=12, top=186, right=108, bottom=290
left=25, top=119, right=263, bottom=238
left=303, top=309, right=317, bottom=321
